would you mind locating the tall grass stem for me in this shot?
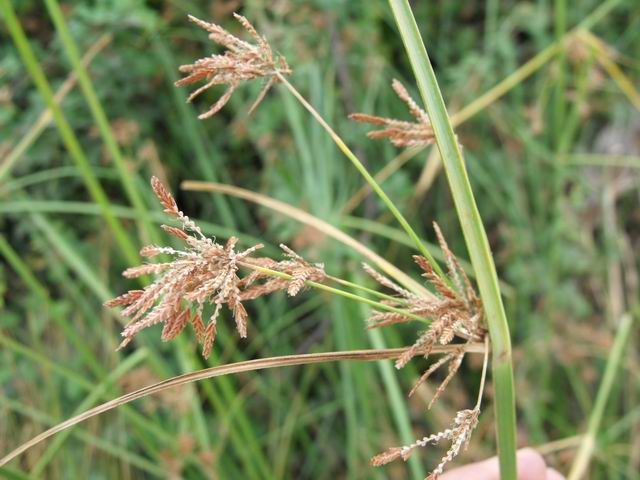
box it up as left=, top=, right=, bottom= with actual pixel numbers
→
left=387, top=1, right=517, bottom=477
left=568, top=314, right=634, bottom=479
left=0, top=0, right=139, bottom=265
left=43, top=0, right=158, bottom=244
left=276, top=73, right=445, bottom=279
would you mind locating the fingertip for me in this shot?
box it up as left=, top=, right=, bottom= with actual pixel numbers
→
left=546, top=467, right=566, bottom=480
left=440, top=455, right=499, bottom=479
left=517, top=448, right=547, bottom=480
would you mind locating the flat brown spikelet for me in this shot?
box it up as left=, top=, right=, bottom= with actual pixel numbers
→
left=362, top=262, right=416, bottom=299
left=370, top=447, right=407, bottom=466
left=202, top=320, right=217, bottom=359
left=427, top=347, right=466, bottom=409
left=349, top=113, right=387, bottom=126
left=177, top=13, right=291, bottom=118
left=161, top=308, right=191, bottom=342
left=151, top=176, right=178, bottom=216
left=232, top=301, right=248, bottom=338
left=408, top=348, right=459, bottom=398
left=350, top=79, right=435, bottom=148
left=433, top=223, right=479, bottom=308
left=279, top=244, right=325, bottom=296
left=103, top=290, right=143, bottom=308
left=391, top=79, right=430, bottom=124
left=123, top=263, right=171, bottom=279
left=161, top=225, right=189, bottom=240
left=139, top=245, right=163, bottom=258
left=191, top=312, right=205, bottom=343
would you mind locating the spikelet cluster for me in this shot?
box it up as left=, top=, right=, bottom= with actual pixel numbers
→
left=371, top=408, right=480, bottom=479
left=105, top=177, right=324, bottom=358
left=350, top=79, right=435, bottom=148
left=240, top=245, right=326, bottom=300
left=367, top=225, right=486, bottom=477
left=176, top=13, right=291, bottom=119
left=364, top=223, right=485, bottom=407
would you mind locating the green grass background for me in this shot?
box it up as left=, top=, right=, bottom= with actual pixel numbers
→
left=0, top=1, right=638, bottom=478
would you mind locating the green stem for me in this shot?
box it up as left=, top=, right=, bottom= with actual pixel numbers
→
left=276, top=73, right=445, bottom=279
left=0, top=0, right=139, bottom=266
left=43, top=0, right=157, bottom=245
left=553, top=0, right=567, bottom=147
left=568, top=314, right=634, bottom=480
left=326, top=274, right=406, bottom=303
left=0, top=33, right=111, bottom=182
left=239, top=262, right=429, bottom=324
left=368, top=326, right=425, bottom=480
left=387, top=1, right=517, bottom=478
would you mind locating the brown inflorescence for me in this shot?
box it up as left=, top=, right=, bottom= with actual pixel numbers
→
left=372, top=408, right=480, bottom=479
left=105, top=177, right=324, bottom=358
left=363, top=223, right=485, bottom=407
left=176, top=13, right=291, bottom=119
left=350, top=79, right=435, bottom=148
left=367, top=224, right=487, bottom=478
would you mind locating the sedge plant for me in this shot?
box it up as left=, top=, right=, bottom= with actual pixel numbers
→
left=118, top=10, right=505, bottom=478
left=1, top=6, right=518, bottom=480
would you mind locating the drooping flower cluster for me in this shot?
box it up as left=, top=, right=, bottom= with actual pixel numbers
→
left=176, top=13, right=291, bottom=118
left=364, top=223, right=485, bottom=407
left=105, top=177, right=324, bottom=358
left=365, top=224, right=487, bottom=477
left=349, top=79, right=435, bottom=148
left=372, top=408, right=480, bottom=479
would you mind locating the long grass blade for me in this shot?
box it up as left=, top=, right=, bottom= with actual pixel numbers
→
left=43, top=0, right=158, bottom=243
left=0, top=0, right=139, bottom=265
left=568, top=314, right=634, bottom=479
left=0, top=344, right=484, bottom=467
left=387, top=1, right=518, bottom=477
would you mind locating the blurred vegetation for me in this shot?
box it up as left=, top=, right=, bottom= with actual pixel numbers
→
left=0, top=0, right=638, bottom=479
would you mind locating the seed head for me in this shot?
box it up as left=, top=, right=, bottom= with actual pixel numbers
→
left=176, top=13, right=291, bottom=119
left=239, top=244, right=326, bottom=300
left=363, top=223, right=485, bottom=405
left=372, top=408, right=480, bottom=479
left=105, top=177, right=322, bottom=358
left=350, top=79, right=435, bottom=148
